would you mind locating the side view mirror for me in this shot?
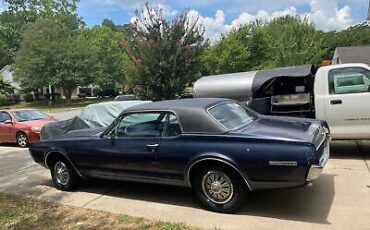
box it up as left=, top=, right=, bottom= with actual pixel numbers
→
left=4, top=120, right=13, bottom=125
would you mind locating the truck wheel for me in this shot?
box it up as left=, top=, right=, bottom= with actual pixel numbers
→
left=50, top=158, right=80, bottom=191
left=193, top=166, right=247, bottom=213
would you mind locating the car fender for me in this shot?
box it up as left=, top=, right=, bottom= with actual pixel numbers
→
left=184, top=152, right=253, bottom=191
left=44, top=148, right=83, bottom=177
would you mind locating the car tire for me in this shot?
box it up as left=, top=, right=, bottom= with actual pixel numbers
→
left=50, top=158, right=80, bottom=191
left=16, top=132, right=29, bottom=148
left=193, top=166, right=247, bottom=213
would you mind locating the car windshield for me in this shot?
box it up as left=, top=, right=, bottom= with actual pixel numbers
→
left=208, top=103, right=258, bottom=130
left=12, top=110, right=49, bottom=122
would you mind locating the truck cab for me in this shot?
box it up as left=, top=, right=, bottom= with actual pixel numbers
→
left=314, top=63, right=370, bottom=139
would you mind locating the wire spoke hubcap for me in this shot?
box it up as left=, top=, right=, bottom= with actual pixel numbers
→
left=54, top=162, right=70, bottom=186
left=202, top=171, right=233, bottom=204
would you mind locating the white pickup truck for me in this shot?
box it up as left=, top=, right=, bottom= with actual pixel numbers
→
left=194, top=63, right=370, bottom=140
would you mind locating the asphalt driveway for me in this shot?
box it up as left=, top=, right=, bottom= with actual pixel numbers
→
left=0, top=141, right=369, bottom=230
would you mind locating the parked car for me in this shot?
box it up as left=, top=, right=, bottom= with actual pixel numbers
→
left=0, top=109, right=57, bottom=147
left=29, top=98, right=330, bottom=213
left=114, top=94, right=139, bottom=101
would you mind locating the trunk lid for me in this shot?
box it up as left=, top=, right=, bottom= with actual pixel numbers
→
left=233, top=115, right=327, bottom=149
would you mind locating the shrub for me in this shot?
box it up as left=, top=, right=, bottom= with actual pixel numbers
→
left=0, top=93, right=6, bottom=106
left=24, top=93, right=34, bottom=102
left=0, top=93, right=20, bottom=106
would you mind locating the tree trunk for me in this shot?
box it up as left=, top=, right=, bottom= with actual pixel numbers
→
left=62, top=87, right=73, bottom=105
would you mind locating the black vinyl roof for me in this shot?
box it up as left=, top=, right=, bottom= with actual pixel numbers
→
left=124, top=98, right=232, bottom=134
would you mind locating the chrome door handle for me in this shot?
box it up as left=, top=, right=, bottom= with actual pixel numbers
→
left=147, top=143, right=160, bottom=152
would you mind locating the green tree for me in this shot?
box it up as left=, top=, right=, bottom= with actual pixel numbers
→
left=323, top=23, right=370, bottom=59
left=202, top=16, right=327, bottom=75
left=14, top=18, right=96, bottom=104
left=0, top=39, right=11, bottom=69
left=262, top=16, right=326, bottom=68
left=0, top=76, right=14, bottom=95
left=123, top=3, right=208, bottom=100
left=0, top=0, right=81, bottom=59
left=80, top=25, right=128, bottom=91
left=202, top=22, right=269, bottom=75
left=0, top=76, right=15, bottom=106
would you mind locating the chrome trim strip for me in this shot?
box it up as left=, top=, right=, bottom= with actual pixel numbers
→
left=186, top=158, right=252, bottom=191
left=269, top=161, right=297, bottom=166
left=44, top=151, right=83, bottom=177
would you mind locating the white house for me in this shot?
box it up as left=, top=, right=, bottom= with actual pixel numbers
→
left=0, top=65, right=94, bottom=99
left=0, top=65, right=21, bottom=92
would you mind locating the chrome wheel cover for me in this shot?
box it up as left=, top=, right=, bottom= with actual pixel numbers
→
left=54, top=162, right=70, bottom=186
left=202, top=171, right=234, bottom=204
left=17, top=133, right=27, bottom=147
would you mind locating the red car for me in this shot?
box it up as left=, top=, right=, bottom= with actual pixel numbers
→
left=0, top=108, right=57, bottom=147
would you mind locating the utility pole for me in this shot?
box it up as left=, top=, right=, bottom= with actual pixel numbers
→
left=368, top=0, right=370, bottom=21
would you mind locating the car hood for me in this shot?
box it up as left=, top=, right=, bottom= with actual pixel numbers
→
left=21, top=119, right=57, bottom=128
left=232, top=115, right=328, bottom=147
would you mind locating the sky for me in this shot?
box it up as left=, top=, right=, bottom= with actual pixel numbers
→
left=77, top=0, right=369, bottom=41
left=1, top=0, right=369, bottom=41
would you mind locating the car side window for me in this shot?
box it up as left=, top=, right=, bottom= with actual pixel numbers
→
left=162, top=113, right=182, bottom=137
left=0, top=112, right=11, bottom=122
left=329, top=67, right=370, bottom=94
left=116, top=112, right=165, bottom=138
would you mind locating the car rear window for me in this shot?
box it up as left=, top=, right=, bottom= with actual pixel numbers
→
left=208, top=103, right=258, bottom=130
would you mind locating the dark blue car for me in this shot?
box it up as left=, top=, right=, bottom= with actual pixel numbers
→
left=29, top=98, right=330, bottom=213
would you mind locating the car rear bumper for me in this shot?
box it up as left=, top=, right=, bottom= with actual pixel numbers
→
left=306, top=141, right=330, bottom=182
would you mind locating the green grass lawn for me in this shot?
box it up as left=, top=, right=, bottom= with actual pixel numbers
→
left=0, top=193, right=196, bottom=230
left=0, top=97, right=113, bottom=113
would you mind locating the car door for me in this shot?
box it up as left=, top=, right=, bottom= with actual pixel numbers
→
left=83, top=112, right=166, bottom=180
left=324, top=66, right=370, bottom=139
left=0, top=111, right=13, bottom=142
left=154, top=113, right=187, bottom=182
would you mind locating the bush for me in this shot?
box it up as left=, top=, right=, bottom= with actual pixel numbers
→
left=24, top=93, right=34, bottom=102
left=0, top=93, right=6, bottom=106
left=0, top=93, right=20, bottom=106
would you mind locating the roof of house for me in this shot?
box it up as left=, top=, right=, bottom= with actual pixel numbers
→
left=335, top=46, right=370, bottom=65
